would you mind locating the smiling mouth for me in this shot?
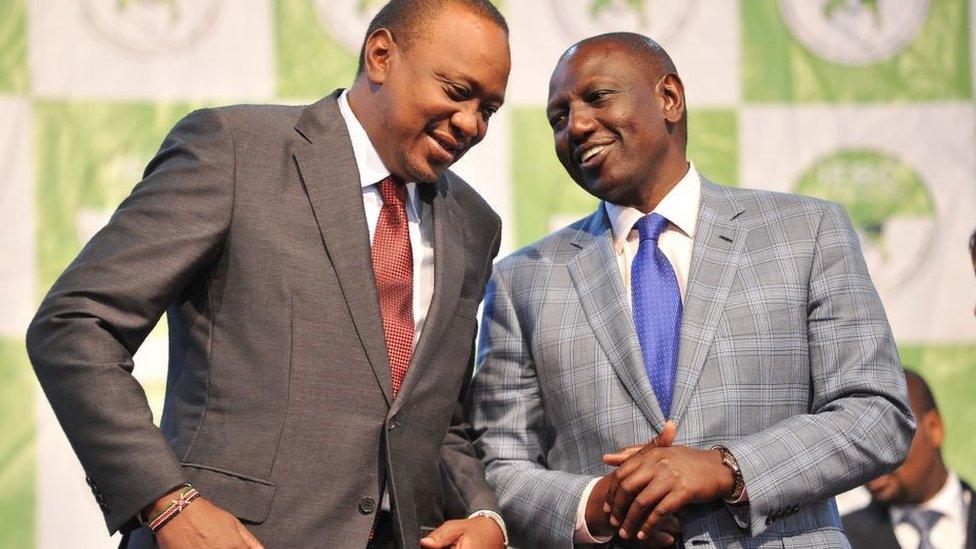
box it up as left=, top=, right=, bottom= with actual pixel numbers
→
left=428, top=132, right=462, bottom=163
left=576, top=142, right=612, bottom=169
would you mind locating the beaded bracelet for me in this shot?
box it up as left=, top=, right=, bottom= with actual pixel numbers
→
left=147, top=485, right=201, bottom=534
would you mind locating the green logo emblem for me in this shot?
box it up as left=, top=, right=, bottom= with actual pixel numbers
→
left=778, top=0, right=928, bottom=66
left=551, top=0, right=694, bottom=44
left=81, top=0, right=222, bottom=54
left=795, top=149, right=937, bottom=291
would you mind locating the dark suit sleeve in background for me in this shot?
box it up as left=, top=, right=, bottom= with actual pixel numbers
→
left=26, top=108, right=235, bottom=534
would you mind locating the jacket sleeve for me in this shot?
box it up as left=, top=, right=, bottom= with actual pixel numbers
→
left=25, top=108, right=236, bottom=534
left=439, top=220, right=504, bottom=518
left=466, top=265, right=592, bottom=549
left=725, top=202, right=916, bottom=536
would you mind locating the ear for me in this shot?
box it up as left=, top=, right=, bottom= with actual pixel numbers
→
left=926, top=409, right=946, bottom=448
left=362, top=28, right=397, bottom=85
left=657, top=73, right=685, bottom=124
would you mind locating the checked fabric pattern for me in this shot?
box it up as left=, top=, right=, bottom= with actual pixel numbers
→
left=632, top=212, right=682, bottom=419
left=468, top=180, right=911, bottom=548
left=371, top=175, right=414, bottom=397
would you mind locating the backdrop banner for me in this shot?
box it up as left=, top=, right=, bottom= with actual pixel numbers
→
left=1, top=1, right=973, bottom=546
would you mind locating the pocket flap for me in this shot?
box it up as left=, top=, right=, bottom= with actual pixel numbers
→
left=181, top=463, right=277, bottom=524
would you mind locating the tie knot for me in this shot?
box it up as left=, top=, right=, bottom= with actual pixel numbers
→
left=635, top=213, right=670, bottom=242
left=377, top=176, right=406, bottom=206
left=899, top=507, right=943, bottom=534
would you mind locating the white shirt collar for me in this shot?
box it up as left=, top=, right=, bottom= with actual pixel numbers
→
left=337, top=89, right=420, bottom=217
left=891, top=471, right=966, bottom=526
left=604, top=163, right=702, bottom=250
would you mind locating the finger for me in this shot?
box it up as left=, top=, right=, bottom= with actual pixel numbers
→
left=609, top=465, right=658, bottom=530
left=637, top=492, right=688, bottom=541
left=236, top=521, right=265, bottom=549
left=604, top=450, right=658, bottom=517
left=420, top=520, right=463, bottom=548
left=651, top=421, right=677, bottom=448
left=618, top=476, right=670, bottom=539
left=602, top=444, right=644, bottom=466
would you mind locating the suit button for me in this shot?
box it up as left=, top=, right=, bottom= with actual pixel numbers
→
left=388, top=418, right=400, bottom=430
left=359, top=497, right=376, bottom=515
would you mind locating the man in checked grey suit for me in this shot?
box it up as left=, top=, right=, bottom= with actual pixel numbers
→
left=467, top=33, right=915, bottom=548
left=27, top=1, right=511, bottom=547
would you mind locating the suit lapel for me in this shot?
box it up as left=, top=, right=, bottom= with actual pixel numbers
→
left=392, top=181, right=465, bottom=414
left=964, top=480, right=976, bottom=549
left=669, top=180, right=747, bottom=425
left=568, top=206, right=666, bottom=429
left=293, top=92, right=393, bottom=406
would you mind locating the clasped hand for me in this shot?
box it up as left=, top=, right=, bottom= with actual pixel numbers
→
left=597, top=421, right=736, bottom=543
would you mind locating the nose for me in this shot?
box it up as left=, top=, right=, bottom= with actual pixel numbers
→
left=567, top=107, right=596, bottom=141
left=450, top=105, right=483, bottom=144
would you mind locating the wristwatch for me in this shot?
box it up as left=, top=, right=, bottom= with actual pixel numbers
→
left=715, top=446, right=745, bottom=503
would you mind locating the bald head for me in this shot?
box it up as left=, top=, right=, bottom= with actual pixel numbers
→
left=560, top=32, right=679, bottom=87
left=905, top=369, right=938, bottom=415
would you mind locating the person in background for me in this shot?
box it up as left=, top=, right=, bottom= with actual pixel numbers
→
left=843, top=369, right=975, bottom=549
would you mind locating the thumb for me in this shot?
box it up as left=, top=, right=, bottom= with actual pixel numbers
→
left=652, top=420, right=677, bottom=448
left=236, top=521, right=265, bottom=549
left=420, top=520, right=463, bottom=548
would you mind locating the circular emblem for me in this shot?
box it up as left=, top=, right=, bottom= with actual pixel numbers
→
left=794, top=149, right=937, bottom=293
left=313, top=0, right=386, bottom=55
left=551, top=0, right=697, bottom=46
left=81, top=0, right=222, bottom=55
left=778, top=0, right=929, bottom=66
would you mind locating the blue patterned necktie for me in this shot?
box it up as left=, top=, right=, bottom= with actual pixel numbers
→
left=900, top=507, right=943, bottom=549
left=631, top=212, right=682, bottom=419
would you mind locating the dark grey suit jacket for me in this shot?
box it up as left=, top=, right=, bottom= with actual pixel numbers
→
left=26, top=90, right=502, bottom=548
left=842, top=479, right=976, bottom=549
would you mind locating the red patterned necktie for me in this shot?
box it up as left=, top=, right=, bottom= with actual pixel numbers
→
left=371, top=176, right=414, bottom=397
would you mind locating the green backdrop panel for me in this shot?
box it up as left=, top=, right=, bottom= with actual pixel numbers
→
left=0, top=337, right=34, bottom=549
left=899, top=344, right=976, bottom=482
left=275, top=0, right=360, bottom=99
left=742, top=0, right=971, bottom=103
left=0, top=0, right=28, bottom=93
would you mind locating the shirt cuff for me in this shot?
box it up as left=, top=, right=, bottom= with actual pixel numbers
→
left=574, top=478, right=614, bottom=544
left=468, top=509, right=508, bottom=546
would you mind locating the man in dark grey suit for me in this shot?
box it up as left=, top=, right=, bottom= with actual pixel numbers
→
left=26, top=1, right=510, bottom=547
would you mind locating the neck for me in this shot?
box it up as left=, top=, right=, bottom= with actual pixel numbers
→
left=917, top=461, right=950, bottom=505
left=346, top=79, right=394, bottom=172
left=632, top=153, right=689, bottom=213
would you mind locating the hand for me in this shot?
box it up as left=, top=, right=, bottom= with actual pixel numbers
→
left=602, top=440, right=734, bottom=541
left=151, top=494, right=263, bottom=549
left=420, top=516, right=505, bottom=549
left=585, top=421, right=678, bottom=537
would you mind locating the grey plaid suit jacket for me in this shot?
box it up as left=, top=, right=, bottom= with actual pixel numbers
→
left=468, top=178, right=914, bottom=548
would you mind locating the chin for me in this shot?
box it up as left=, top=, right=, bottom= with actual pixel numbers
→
left=403, top=157, right=444, bottom=184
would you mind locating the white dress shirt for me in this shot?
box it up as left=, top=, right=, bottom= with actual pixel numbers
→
left=889, top=471, right=970, bottom=549
left=573, top=163, right=702, bottom=543
left=337, top=90, right=435, bottom=342
left=338, top=92, right=508, bottom=541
